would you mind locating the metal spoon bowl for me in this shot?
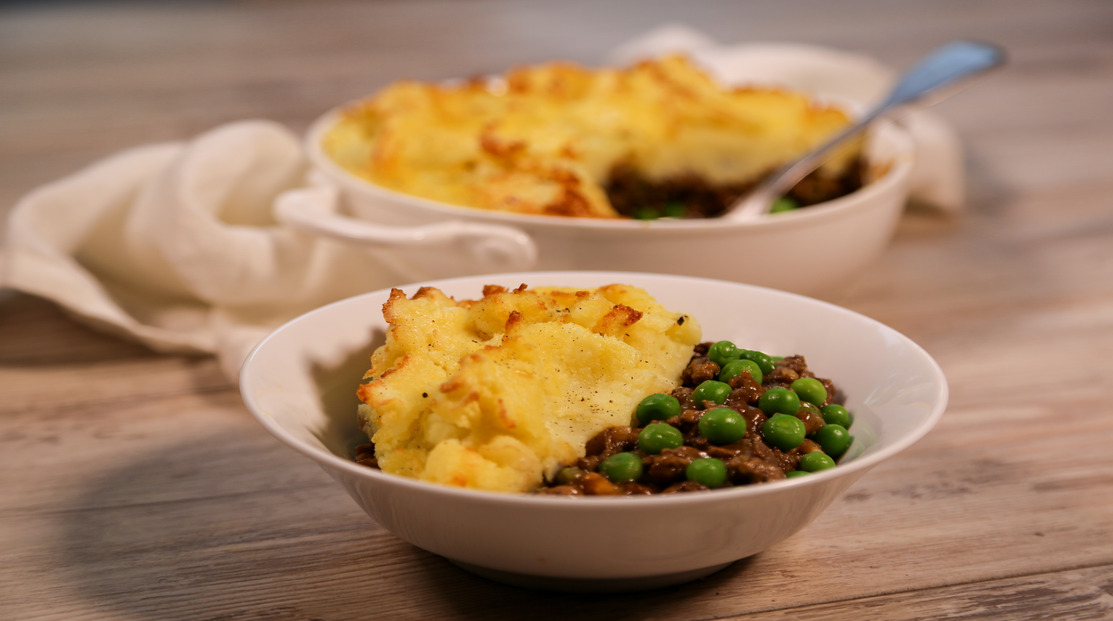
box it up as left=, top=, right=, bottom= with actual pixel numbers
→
left=722, top=40, right=1006, bottom=221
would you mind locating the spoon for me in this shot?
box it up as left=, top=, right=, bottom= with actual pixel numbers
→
left=722, top=40, right=1006, bottom=221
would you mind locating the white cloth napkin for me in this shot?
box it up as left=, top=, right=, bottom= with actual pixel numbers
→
left=0, top=30, right=966, bottom=380
left=0, top=121, right=409, bottom=379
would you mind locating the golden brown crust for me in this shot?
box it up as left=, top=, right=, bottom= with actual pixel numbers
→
left=320, top=55, right=861, bottom=219
left=592, top=304, right=643, bottom=336
left=355, top=283, right=703, bottom=492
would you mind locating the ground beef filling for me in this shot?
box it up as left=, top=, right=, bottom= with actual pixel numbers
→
left=352, top=343, right=845, bottom=495
left=604, top=159, right=865, bottom=219
left=536, top=343, right=842, bottom=496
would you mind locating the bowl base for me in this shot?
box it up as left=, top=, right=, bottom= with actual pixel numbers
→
left=447, top=559, right=735, bottom=592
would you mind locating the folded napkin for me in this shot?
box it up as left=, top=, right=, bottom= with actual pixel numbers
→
left=0, top=121, right=408, bottom=379
left=0, top=29, right=965, bottom=380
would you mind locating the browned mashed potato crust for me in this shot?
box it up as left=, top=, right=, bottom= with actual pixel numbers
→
left=354, top=283, right=701, bottom=493
left=321, top=55, right=864, bottom=219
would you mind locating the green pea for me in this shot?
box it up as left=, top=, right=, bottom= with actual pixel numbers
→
left=770, top=196, right=799, bottom=213
left=813, top=424, right=851, bottom=459
left=686, top=457, right=728, bottom=488
left=791, top=377, right=827, bottom=405
left=632, top=207, right=658, bottom=220
left=635, top=393, right=681, bottom=425
left=798, top=401, right=822, bottom=417
left=637, top=422, right=684, bottom=455
left=598, top=452, right=643, bottom=483
left=707, top=340, right=740, bottom=366
left=785, top=470, right=810, bottom=478
left=692, top=380, right=732, bottom=407
left=799, top=452, right=837, bottom=472
left=554, top=466, right=585, bottom=485
left=663, top=202, right=687, bottom=218
left=738, top=349, right=776, bottom=375
left=762, top=413, right=806, bottom=450
left=697, top=407, right=748, bottom=445
left=758, top=387, right=800, bottom=415
left=821, top=404, right=853, bottom=428
left=719, top=359, right=763, bottom=385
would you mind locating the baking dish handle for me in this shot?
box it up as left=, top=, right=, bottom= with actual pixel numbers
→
left=274, top=184, right=539, bottom=272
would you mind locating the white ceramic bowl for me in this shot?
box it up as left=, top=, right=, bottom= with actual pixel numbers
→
left=239, top=271, right=947, bottom=591
left=277, top=110, right=915, bottom=298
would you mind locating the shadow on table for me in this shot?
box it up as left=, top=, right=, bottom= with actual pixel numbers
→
left=57, top=428, right=761, bottom=620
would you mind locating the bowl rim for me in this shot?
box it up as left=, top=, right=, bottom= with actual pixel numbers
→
left=240, top=270, right=949, bottom=510
left=304, top=104, right=916, bottom=233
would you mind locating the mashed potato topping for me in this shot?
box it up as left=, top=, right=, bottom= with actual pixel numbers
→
left=322, top=55, right=861, bottom=218
left=356, top=284, right=701, bottom=493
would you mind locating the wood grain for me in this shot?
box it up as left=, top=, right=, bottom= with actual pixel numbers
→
left=2, top=1, right=1112, bottom=619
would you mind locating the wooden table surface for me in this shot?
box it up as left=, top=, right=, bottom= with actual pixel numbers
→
left=2, top=1, right=1111, bottom=619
